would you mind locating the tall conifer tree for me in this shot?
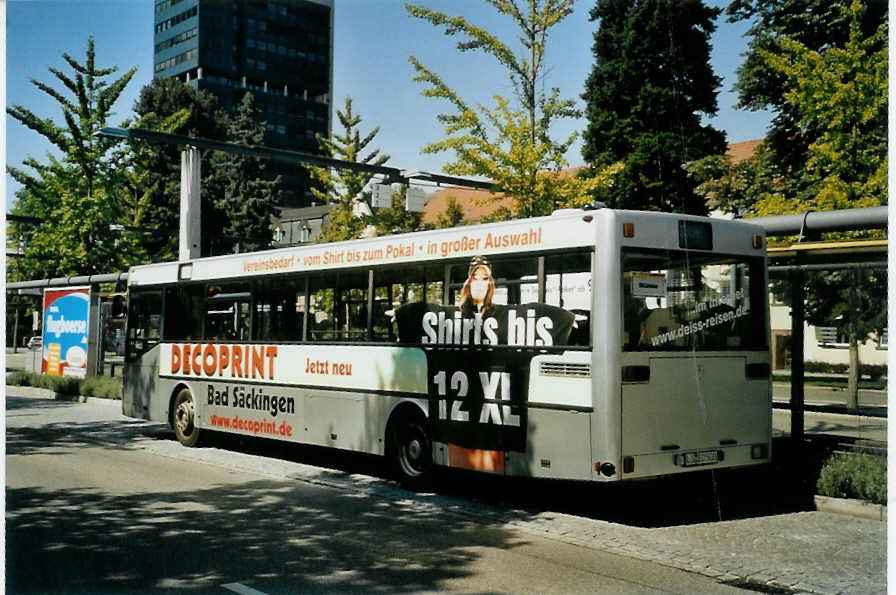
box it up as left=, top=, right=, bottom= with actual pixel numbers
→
left=308, top=96, right=390, bottom=242
left=581, top=0, right=726, bottom=214
left=215, top=93, right=282, bottom=253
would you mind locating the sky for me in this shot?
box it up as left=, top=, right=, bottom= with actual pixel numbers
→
left=5, top=0, right=772, bottom=211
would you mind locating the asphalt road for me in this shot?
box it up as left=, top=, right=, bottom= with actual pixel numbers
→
left=6, top=390, right=748, bottom=594
left=772, top=383, right=887, bottom=409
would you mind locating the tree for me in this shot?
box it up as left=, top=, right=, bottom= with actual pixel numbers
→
left=132, top=77, right=231, bottom=259
left=435, top=195, right=466, bottom=228
left=407, top=0, right=618, bottom=219
left=581, top=0, right=727, bottom=214
left=726, top=0, right=887, bottom=179
left=754, top=1, right=886, bottom=410
left=804, top=268, right=887, bottom=410
left=692, top=1, right=888, bottom=410
left=214, top=93, right=282, bottom=253
left=308, top=96, right=390, bottom=242
left=7, top=37, right=140, bottom=280
left=690, top=1, right=887, bottom=218
left=756, top=0, right=886, bottom=216
left=369, top=185, right=424, bottom=236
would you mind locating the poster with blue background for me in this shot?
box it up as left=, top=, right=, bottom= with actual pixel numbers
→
left=42, top=287, right=90, bottom=377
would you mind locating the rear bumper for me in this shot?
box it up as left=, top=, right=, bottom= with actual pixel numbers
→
left=618, top=443, right=771, bottom=480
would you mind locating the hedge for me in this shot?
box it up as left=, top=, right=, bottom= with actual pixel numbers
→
left=6, top=371, right=122, bottom=400
left=816, top=453, right=887, bottom=505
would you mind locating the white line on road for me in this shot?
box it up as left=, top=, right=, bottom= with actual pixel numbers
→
left=222, top=583, right=269, bottom=595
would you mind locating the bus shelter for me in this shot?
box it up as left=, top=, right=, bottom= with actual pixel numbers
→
left=763, top=231, right=887, bottom=442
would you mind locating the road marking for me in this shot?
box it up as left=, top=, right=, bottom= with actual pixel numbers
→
left=222, top=583, right=269, bottom=595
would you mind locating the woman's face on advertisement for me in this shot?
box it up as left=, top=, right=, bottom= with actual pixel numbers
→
left=470, top=266, right=491, bottom=304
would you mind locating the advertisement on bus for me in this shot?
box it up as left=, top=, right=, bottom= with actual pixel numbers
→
left=42, top=287, right=90, bottom=377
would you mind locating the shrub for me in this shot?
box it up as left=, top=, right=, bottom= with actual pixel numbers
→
left=82, top=376, right=122, bottom=400
left=7, top=371, right=122, bottom=399
left=817, top=453, right=887, bottom=505
left=48, top=376, right=82, bottom=395
left=803, top=361, right=887, bottom=379
left=6, top=371, right=33, bottom=386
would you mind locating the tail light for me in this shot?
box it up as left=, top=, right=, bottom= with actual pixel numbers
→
left=622, top=365, right=650, bottom=383
left=751, top=444, right=769, bottom=460
left=746, top=363, right=770, bottom=378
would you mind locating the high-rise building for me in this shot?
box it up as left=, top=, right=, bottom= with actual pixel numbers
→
left=153, top=0, right=334, bottom=207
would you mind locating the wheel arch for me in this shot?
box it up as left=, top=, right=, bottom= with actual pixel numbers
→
left=384, top=399, right=428, bottom=442
left=167, top=382, right=194, bottom=429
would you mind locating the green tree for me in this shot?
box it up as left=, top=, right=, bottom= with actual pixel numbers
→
left=756, top=0, right=887, bottom=216
left=215, top=93, right=282, bottom=253
left=692, top=1, right=888, bottom=410
left=108, top=109, right=191, bottom=264
left=7, top=37, right=139, bottom=280
left=756, top=1, right=886, bottom=410
left=685, top=142, right=781, bottom=217
left=369, top=185, right=424, bottom=236
left=581, top=0, right=727, bottom=214
left=308, top=96, right=390, bottom=242
left=132, top=77, right=231, bottom=258
left=407, top=0, right=617, bottom=219
left=726, top=0, right=887, bottom=179
left=435, top=195, right=467, bottom=228
left=690, top=1, right=887, bottom=219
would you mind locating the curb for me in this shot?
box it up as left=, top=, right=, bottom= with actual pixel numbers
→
left=814, top=494, right=887, bottom=521
left=52, top=393, right=121, bottom=406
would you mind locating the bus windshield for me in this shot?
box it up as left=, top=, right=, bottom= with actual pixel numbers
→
left=622, top=249, right=766, bottom=351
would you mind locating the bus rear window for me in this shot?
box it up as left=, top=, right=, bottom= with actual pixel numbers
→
left=622, top=250, right=766, bottom=351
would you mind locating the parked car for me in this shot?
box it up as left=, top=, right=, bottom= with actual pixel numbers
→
left=27, top=336, right=41, bottom=350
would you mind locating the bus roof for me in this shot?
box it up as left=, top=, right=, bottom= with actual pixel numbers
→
left=127, top=209, right=764, bottom=286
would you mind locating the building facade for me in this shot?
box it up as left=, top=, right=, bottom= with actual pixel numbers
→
left=153, top=0, right=334, bottom=206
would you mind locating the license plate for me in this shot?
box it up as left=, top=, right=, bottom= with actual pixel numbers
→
left=676, top=450, right=720, bottom=467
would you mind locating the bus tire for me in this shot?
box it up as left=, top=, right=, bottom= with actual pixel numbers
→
left=387, top=410, right=432, bottom=490
left=171, top=387, right=202, bottom=447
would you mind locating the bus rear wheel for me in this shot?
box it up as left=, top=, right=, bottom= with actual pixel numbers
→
left=388, top=413, right=432, bottom=489
left=172, top=388, right=202, bottom=447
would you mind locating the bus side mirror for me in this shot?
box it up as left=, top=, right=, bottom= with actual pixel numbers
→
left=111, top=295, right=127, bottom=318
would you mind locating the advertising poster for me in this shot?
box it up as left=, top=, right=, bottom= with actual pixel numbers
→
left=42, top=287, right=90, bottom=377
left=394, top=256, right=576, bottom=453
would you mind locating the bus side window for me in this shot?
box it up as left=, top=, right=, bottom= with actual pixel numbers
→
left=126, top=290, right=162, bottom=361
left=448, top=256, right=539, bottom=307
left=545, top=252, right=593, bottom=346
left=254, top=277, right=302, bottom=342
left=163, top=285, right=204, bottom=341
left=308, top=270, right=369, bottom=342
left=205, top=283, right=251, bottom=341
left=373, top=263, right=444, bottom=341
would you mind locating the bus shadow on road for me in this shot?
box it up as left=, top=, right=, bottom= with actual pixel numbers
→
left=192, top=433, right=820, bottom=529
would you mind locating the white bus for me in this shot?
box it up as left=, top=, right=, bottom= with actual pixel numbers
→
left=122, top=208, right=771, bottom=485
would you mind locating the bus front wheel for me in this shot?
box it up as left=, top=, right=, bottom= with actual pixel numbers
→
left=172, top=388, right=202, bottom=447
left=388, top=412, right=432, bottom=489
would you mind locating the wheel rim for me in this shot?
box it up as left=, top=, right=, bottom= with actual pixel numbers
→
left=175, top=396, right=195, bottom=437
left=398, top=425, right=427, bottom=478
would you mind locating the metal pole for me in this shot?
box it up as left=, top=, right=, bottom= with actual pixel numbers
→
left=13, top=304, right=19, bottom=353
left=180, top=147, right=201, bottom=261
left=87, top=285, right=101, bottom=378
left=790, top=268, right=805, bottom=444
left=847, top=269, right=860, bottom=411
left=749, top=206, right=888, bottom=235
